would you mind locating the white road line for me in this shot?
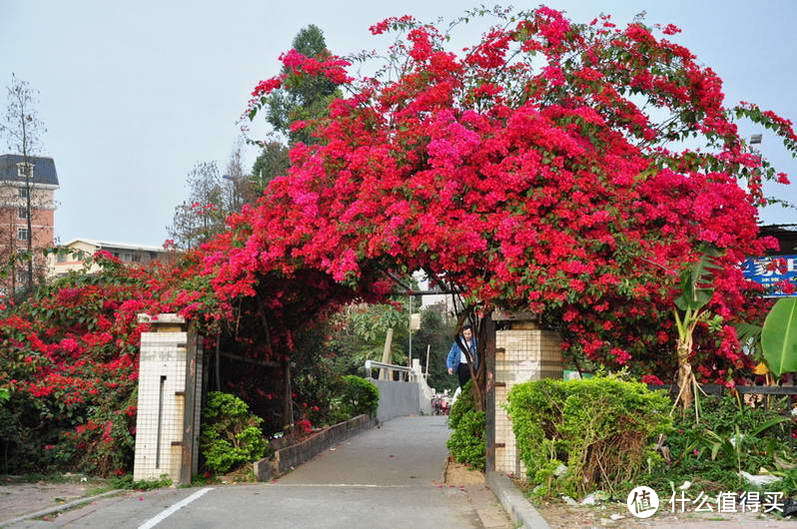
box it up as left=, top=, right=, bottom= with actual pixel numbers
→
left=137, top=487, right=214, bottom=529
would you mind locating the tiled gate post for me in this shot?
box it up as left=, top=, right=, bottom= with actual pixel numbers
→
left=492, top=311, right=562, bottom=477
left=133, top=314, right=203, bottom=486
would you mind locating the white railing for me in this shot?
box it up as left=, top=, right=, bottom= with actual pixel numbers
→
left=364, top=360, right=413, bottom=381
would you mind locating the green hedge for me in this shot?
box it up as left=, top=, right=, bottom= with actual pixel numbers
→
left=447, top=381, right=485, bottom=471
left=199, top=392, right=271, bottom=474
left=329, top=375, right=379, bottom=423
left=506, top=375, right=671, bottom=497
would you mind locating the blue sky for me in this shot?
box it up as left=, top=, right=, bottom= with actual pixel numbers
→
left=1, top=0, right=795, bottom=247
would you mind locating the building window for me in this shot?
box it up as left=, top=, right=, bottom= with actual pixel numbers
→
left=18, top=207, right=27, bottom=219
left=16, top=162, right=33, bottom=179
left=57, top=252, right=68, bottom=263
left=17, top=228, right=29, bottom=241
left=132, top=253, right=142, bottom=263
left=18, top=188, right=29, bottom=199
left=121, top=253, right=132, bottom=262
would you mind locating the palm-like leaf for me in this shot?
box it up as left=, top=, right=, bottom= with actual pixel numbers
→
left=675, top=251, right=722, bottom=312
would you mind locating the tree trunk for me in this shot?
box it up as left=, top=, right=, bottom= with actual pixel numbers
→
left=676, top=337, right=694, bottom=411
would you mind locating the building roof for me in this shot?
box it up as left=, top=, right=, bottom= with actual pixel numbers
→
left=760, top=224, right=797, bottom=255
left=63, top=238, right=167, bottom=253
left=0, top=154, right=59, bottom=186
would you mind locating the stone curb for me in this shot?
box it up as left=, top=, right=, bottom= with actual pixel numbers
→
left=486, top=472, right=551, bottom=529
left=0, top=489, right=124, bottom=527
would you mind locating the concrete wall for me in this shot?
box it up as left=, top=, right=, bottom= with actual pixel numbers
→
left=373, top=380, right=421, bottom=423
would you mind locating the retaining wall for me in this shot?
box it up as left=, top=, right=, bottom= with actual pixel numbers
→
left=373, top=380, right=420, bottom=423
left=253, top=414, right=376, bottom=480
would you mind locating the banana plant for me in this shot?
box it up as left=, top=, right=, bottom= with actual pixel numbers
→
left=672, top=250, right=723, bottom=415
left=761, top=297, right=797, bottom=378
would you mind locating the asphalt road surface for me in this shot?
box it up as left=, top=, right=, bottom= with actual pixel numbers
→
left=4, top=416, right=505, bottom=529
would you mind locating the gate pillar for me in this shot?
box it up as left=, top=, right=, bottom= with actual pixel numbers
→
left=133, top=314, right=203, bottom=486
left=490, top=311, right=562, bottom=476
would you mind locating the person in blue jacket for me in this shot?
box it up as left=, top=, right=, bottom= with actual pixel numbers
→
left=447, top=324, right=478, bottom=388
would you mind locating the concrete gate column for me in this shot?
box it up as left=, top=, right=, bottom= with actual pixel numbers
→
left=133, top=314, right=203, bottom=486
left=491, top=311, right=562, bottom=477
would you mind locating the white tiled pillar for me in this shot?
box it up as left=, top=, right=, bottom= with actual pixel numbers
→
left=133, top=314, right=202, bottom=485
left=493, top=321, right=562, bottom=477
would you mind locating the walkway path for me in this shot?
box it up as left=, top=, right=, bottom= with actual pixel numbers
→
left=4, top=416, right=511, bottom=529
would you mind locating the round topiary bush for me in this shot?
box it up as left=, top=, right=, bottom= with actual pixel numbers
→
left=199, top=392, right=271, bottom=474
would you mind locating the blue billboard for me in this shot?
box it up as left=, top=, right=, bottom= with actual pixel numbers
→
left=742, top=254, right=797, bottom=297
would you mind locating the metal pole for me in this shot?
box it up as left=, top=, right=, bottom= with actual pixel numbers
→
left=380, top=328, right=394, bottom=380
left=408, top=295, right=412, bottom=379
left=425, top=344, right=431, bottom=378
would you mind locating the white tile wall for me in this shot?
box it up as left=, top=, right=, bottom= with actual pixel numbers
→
left=494, top=329, right=562, bottom=476
left=133, top=325, right=202, bottom=484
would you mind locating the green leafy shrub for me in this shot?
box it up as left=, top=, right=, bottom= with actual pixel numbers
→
left=447, top=382, right=485, bottom=471
left=646, top=395, right=796, bottom=494
left=329, top=376, right=379, bottom=422
left=199, top=392, right=271, bottom=474
left=448, top=380, right=476, bottom=430
left=507, top=375, right=671, bottom=497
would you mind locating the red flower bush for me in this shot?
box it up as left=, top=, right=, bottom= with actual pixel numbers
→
left=211, top=6, right=794, bottom=382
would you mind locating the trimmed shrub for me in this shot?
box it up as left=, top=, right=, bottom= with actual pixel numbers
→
left=447, top=381, right=485, bottom=471
left=448, top=380, right=476, bottom=430
left=506, top=375, right=671, bottom=497
left=199, top=392, right=270, bottom=474
left=330, top=375, right=379, bottom=422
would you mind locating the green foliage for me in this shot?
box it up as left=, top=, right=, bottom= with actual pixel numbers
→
left=674, top=251, right=720, bottom=313
left=263, top=24, right=340, bottom=144
left=448, top=410, right=486, bottom=471
left=506, top=375, right=672, bottom=497
left=326, top=302, right=411, bottom=374
left=448, top=380, right=476, bottom=430
left=329, top=375, right=379, bottom=422
left=199, top=392, right=271, bottom=474
left=413, top=309, right=457, bottom=392
left=250, top=140, right=290, bottom=193
left=447, top=382, right=485, bottom=471
left=761, top=297, right=797, bottom=377
left=646, top=395, right=797, bottom=494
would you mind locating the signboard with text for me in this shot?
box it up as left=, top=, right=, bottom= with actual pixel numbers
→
left=742, top=254, right=797, bottom=297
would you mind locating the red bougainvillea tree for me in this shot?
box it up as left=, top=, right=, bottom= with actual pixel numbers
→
left=207, top=6, right=796, bottom=401
left=0, top=251, right=215, bottom=474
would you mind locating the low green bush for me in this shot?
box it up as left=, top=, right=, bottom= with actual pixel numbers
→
left=199, top=392, right=271, bottom=474
left=447, top=382, right=485, bottom=471
left=506, top=375, right=671, bottom=497
left=329, top=375, right=379, bottom=422
left=448, top=380, right=476, bottom=430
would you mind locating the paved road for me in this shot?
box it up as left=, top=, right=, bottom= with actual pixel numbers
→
left=4, top=416, right=507, bottom=529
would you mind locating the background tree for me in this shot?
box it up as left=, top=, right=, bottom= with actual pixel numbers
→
left=168, top=161, right=229, bottom=249
left=0, top=74, right=48, bottom=294
left=249, top=140, right=289, bottom=195
left=249, top=25, right=341, bottom=193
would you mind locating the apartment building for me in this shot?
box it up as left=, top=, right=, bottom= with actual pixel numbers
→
left=49, top=238, right=168, bottom=277
left=0, top=154, right=58, bottom=292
